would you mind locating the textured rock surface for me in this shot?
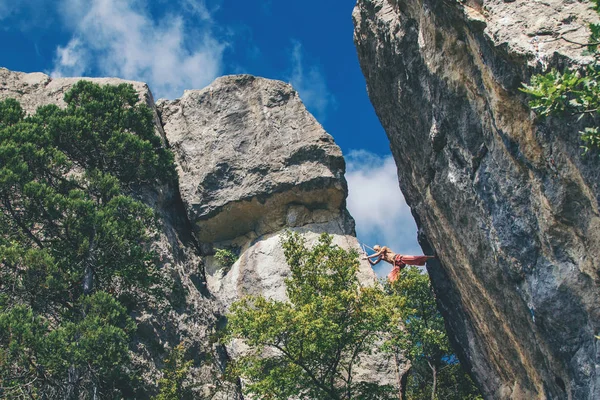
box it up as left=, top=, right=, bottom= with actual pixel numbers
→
left=157, top=75, right=349, bottom=242
left=203, top=221, right=377, bottom=307
left=354, top=0, right=600, bottom=399
left=159, top=73, right=404, bottom=391
left=0, top=68, right=239, bottom=399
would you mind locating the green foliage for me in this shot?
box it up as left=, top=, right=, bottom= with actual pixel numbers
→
left=225, top=232, right=395, bottom=400
left=225, top=234, right=481, bottom=399
left=214, top=248, right=238, bottom=268
left=153, top=343, right=193, bottom=400
left=0, top=81, right=175, bottom=397
left=0, top=292, right=136, bottom=397
left=386, top=268, right=450, bottom=363
left=57, top=81, right=174, bottom=184
left=522, top=3, right=600, bottom=156
left=405, top=362, right=481, bottom=400
left=385, top=267, right=481, bottom=400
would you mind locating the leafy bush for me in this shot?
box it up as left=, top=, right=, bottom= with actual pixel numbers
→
left=224, top=234, right=481, bottom=399
left=225, top=232, right=395, bottom=399
left=153, top=343, right=193, bottom=400
left=214, top=248, right=238, bottom=267
left=385, top=267, right=481, bottom=400
left=522, top=0, right=600, bottom=155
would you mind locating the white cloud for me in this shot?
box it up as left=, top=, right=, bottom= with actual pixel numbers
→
left=51, top=0, right=226, bottom=99
left=54, top=39, right=86, bottom=76
left=180, top=0, right=214, bottom=21
left=345, top=150, right=421, bottom=277
left=287, top=40, right=335, bottom=121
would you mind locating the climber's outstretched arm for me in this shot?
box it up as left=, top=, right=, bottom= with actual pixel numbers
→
left=368, top=256, right=382, bottom=266
left=366, top=246, right=388, bottom=260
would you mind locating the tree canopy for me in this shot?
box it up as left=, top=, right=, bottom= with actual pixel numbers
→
left=225, top=232, right=396, bottom=400
left=0, top=81, right=175, bottom=398
left=385, top=267, right=481, bottom=400
left=225, top=233, right=481, bottom=400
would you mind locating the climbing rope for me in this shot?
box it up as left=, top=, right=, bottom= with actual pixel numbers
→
left=361, top=242, right=376, bottom=252
left=360, top=242, right=377, bottom=258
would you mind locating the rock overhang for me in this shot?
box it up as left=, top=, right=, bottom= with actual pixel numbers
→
left=158, top=74, right=350, bottom=243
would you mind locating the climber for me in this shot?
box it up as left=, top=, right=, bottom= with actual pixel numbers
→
left=365, top=245, right=435, bottom=282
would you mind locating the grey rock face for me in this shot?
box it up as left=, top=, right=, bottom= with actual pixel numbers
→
left=354, top=0, right=600, bottom=399
left=204, top=220, right=367, bottom=307
left=158, top=75, right=350, bottom=242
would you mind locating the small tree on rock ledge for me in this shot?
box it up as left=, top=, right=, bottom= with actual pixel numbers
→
left=225, top=232, right=396, bottom=400
left=522, top=0, right=600, bottom=156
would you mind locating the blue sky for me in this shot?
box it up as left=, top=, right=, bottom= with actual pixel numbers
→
left=0, top=0, right=421, bottom=274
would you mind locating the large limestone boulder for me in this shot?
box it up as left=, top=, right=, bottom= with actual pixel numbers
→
left=157, top=75, right=350, bottom=242
left=354, top=0, right=600, bottom=399
left=156, top=73, right=375, bottom=310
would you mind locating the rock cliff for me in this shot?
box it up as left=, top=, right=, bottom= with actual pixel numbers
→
left=157, top=74, right=399, bottom=388
left=0, top=68, right=402, bottom=396
left=354, top=0, right=600, bottom=399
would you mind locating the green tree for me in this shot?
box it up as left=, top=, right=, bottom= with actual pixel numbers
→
left=225, top=232, right=395, bottom=400
left=153, top=343, right=194, bottom=400
left=0, top=81, right=175, bottom=398
left=214, top=248, right=238, bottom=268
left=385, top=267, right=481, bottom=400
left=522, top=0, right=600, bottom=155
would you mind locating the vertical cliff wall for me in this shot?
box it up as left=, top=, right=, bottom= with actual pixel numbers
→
left=354, top=1, right=600, bottom=399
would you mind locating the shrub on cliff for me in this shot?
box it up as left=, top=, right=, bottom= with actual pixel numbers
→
left=225, top=233, right=481, bottom=399
left=522, top=0, right=600, bottom=155
left=225, top=232, right=396, bottom=399
left=153, top=343, right=194, bottom=400
left=385, top=267, right=481, bottom=400
left=214, top=248, right=238, bottom=268
left=0, top=82, right=175, bottom=398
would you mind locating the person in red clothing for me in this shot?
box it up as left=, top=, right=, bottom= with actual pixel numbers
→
left=365, top=245, right=434, bottom=282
